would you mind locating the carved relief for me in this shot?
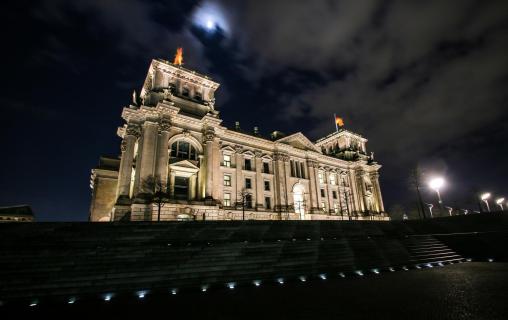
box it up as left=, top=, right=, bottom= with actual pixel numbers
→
left=125, top=124, right=141, bottom=138
left=159, top=119, right=171, bottom=133
left=203, top=127, right=215, bottom=142
left=120, top=139, right=128, bottom=152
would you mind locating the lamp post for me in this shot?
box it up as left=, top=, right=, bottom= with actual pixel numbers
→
left=429, top=177, right=445, bottom=216
left=481, top=193, right=491, bottom=212
left=426, top=203, right=434, bottom=218
left=496, top=198, right=505, bottom=211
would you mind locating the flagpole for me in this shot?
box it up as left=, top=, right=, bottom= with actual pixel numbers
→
left=334, top=113, right=338, bottom=132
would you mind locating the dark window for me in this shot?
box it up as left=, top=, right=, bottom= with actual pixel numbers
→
left=290, top=160, right=295, bottom=177
left=264, top=180, right=270, bottom=191
left=265, top=197, right=271, bottom=209
left=300, top=162, right=306, bottom=179
left=296, top=161, right=302, bottom=178
left=182, top=87, right=189, bottom=97
left=245, top=178, right=252, bottom=189
left=332, top=191, right=337, bottom=199
left=321, top=189, right=325, bottom=197
left=263, top=162, right=269, bottom=174
left=244, top=159, right=252, bottom=171
left=174, top=176, right=189, bottom=199
left=246, top=194, right=253, bottom=208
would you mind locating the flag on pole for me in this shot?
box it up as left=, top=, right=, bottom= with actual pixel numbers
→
left=334, top=114, right=344, bottom=131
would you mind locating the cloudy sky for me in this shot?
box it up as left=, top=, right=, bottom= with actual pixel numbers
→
left=1, top=0, right=507, bottom=220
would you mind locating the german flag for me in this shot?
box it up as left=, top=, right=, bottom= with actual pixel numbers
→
left=335, top=115, right=344, bottom=127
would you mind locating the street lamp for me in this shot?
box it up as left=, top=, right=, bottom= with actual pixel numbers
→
left=425, top=203, right=434, bottom=218
left=429, top=177, right=445, bottom=215
left=496, top=198, right=505, bottom=211
left=481, top=193, right=491, bottom=212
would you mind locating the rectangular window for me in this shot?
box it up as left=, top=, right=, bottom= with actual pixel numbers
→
left=263, top=162, right=270, bottom=174
left=318, top=172, right=324, bottom=184
left=265, top=197, right=271, bottom=209
left=244, top=159, right=252, bottom=171
left=223, top=193, right=231, bottom=207
left=321, top=189, right=325, bottom=197
left=330, top=174, right=336, bottom=185
left=245, top=178, right=252, bottom=189
left=300, top=162, right=305, bottom=179
left=224, top=174, right=231, bottom=186
left=246, top=194, right=253, bottom=208
left=264, top=180, right=270, bottom=191
left=223, top=154, right=231, bottom=167
left=332, top=191, right=337, bottom=199
left=321, top=202, right=326, bottom=212
left=296, top=161, right=302, bottom=178
left=334, top=203, right=339, bottom=214
left=290, top=160, right=295, bottom=177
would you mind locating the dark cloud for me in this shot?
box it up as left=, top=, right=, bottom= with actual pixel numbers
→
left=1, top=0, right=507, bottom=220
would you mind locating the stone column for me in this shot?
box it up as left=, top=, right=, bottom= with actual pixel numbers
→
left=371, top=172, right=385, bottom=212
left=273, top=153, right=288, bottom=214
left=306, top=160, right=318, bottom=213
left=283, top=156, right=293, bottom=210
left=255, top=151, right=264, bottom=210
left=116, top=124, right=140, bottom=200
left=139, top=121, right=158, bottom=193
left=203, top=127, right=215, bottom=199
left=169, top=171, right=176, bottom=199
left=155, top=120, right=171, bottom=191
left=315, top=166, right=323, bottom=212
left=348, top=170, right=361, bottom=216
left=325, top=169, right=334, bottom=214
left=189, top=174, right=197, bottom=200
left=235, top=146, right=243, bottom=201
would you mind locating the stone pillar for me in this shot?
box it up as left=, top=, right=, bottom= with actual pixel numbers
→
left=235, top=146, right=243, bottom=201
left=273, top=153, right=288, bottom=214
left=255, top=151, right=264, bottom=210
left=315, top=166, right=323, bottom=212
left=155, top=120, right=171, bottom=191
left=203, top=127, right=215, bottom=199
left=325, top=169, right=334, bottom=214
left=116, top=124, right=140, bottom=200
left=189, top=174, right=197, bottom=200
left=284, top=157, right=293, bottom=210
left=138, top=121, right=158, bottom=193
left=169, top=171, right=176, bottom=199
left=371, top=173, right=385, bottom=212
left=306, top=160, right=318, bottom=212
left=348, top=170, right=360, bottom=216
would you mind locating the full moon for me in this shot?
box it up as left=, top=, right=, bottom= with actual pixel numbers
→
left=192, top=2, right=229, bottom=33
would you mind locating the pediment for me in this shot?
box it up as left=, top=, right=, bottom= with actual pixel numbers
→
left=276, top=132, right=321, bottom=152
left=169, top=160, right=199, bottom=170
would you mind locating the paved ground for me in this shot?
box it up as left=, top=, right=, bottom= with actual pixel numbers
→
left=3, top=262, right=507, bottom=319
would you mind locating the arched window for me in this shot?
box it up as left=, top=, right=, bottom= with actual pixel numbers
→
left=170, top=140, right=198, bottom=160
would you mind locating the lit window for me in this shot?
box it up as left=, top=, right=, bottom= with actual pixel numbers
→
left=321, top=202, right=326, bottom=212
left=318, top=172, right=324, bottom=184
left=224, top=174, right=231, bottom=186
left=264, top=180, right=270, bottom=191
left=334, top=203, right=340, bottom=214
left=223, top=193, right=231, bottom=207
left=223, top=154, right=231, bottom=167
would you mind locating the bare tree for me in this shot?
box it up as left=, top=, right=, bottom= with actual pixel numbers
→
left=409, top=165, right=426, bottom=219
left=236, top=188, right=252, bottom=221
left=141, top=175, right=169, bottom=222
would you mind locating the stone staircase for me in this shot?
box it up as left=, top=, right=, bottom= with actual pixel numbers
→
left=0, top=221, right=465, bottom=303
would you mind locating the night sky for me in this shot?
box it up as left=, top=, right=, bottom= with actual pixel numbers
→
left=1, top=1, right=507, bottom=221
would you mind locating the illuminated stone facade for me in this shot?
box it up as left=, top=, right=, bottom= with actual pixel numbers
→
left=89, top=58, right=387, bottom=222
